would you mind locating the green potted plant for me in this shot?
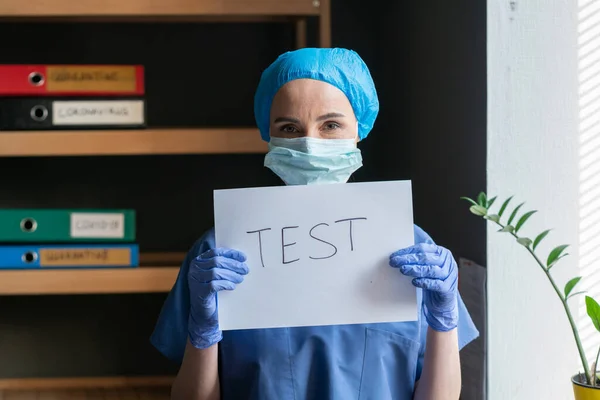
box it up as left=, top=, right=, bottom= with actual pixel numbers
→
left=461, top=192, right=600, bottom=399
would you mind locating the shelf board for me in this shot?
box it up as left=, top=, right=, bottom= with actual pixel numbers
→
left=0, top=0, right=321, bottom=18
left=0, top=15, right=298, bottom=23
left=0, top=128, right=267, bottom=157
left=0, top=266, right=180, bottom=295
left=0, top=376, right=173, bottom=399
left=139, top=251, right=187, bottom=265
left=0, top=376, right=174, bottom=390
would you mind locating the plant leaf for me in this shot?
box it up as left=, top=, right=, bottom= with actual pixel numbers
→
left=533, top=229, right=552, bottom=252
left=517, top=237, right=532, bottom=247
left=487, top=196, right=498, bottom=209
left=499, top=225, right=515, bottom=233
left=548, top=253, right=569, bottom=270
left=515, top=210, right=537, bottom=233
left=547, top=244, right=570, bottom=268
left=586, top=296, right=600, bottom=333
left=470, top=205, right=487, bottom=216
left=507, top=202, right=525, bottom=226
left=498, top=196, right=514, bottom=218
left=565, top=277, right=582, bottom=298
left=485, top=214, right=500, bottom=223
left=461, top=197, right=478, bottom=207
left=477, top=192, right=487, bottom=207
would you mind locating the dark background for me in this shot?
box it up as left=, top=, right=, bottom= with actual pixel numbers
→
left=0, top=0, right=486, bottom=378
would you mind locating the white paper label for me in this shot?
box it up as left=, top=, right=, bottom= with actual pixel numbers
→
left=52, top=100, right=144, bottom=125
left=70, top=213, right=125, bottom=238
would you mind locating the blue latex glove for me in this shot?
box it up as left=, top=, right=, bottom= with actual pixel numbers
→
left=389, top=243, right=458, bottom=332
left=187, top=247, right=249, bottom=349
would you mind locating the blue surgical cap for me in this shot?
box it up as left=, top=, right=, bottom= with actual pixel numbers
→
left=254, top=47, right=379, bottom=142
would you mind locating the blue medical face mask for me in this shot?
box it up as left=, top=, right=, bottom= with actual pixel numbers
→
left=264, top=136, right=363, bottom=185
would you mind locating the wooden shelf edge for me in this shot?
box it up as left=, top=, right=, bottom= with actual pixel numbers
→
left=0, top=376, right=174, bottom=390
left=0, top=128, right=268, bottom=157
left=0, top=266, right=180, bottom=295
left=0, top=15, right=301, bottom=23
left=0, top=10, right=321, bottom=19
left=0, top=1, right=322, bottom=19
left=0, top=11, right=320, bottom=18
left=139, top=251, right=186, bottom=265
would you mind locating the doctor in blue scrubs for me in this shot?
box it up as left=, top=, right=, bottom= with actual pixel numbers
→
left=151, top=48, right=479, bottom=400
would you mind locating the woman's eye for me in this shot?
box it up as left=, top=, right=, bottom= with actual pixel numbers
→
left=281, top=125, right=299, bottom=133
left=324, top=122, right=341, bottom=130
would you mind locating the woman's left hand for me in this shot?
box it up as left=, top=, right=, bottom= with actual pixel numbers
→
left=389, top=243, right=459, bottom=332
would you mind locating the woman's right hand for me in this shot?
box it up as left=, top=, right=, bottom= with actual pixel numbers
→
left=187, top=247, right=249, bottom=349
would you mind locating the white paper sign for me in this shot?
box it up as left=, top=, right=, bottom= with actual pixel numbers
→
left=214, top=180, right=417, bottom=331
left=70, top=212, right=125, bottom=238
left=52, top=100, right=144, bottom=125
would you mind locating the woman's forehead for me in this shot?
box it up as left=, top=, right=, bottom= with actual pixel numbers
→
left=271, top=79, right=353, bottom=113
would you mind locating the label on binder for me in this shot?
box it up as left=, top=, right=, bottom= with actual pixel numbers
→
left=38, top=247, right=132, bottom=266
left=70, top=213, right=125, bottom=238
left=52, top=100, right=144, bottom=125
left=46, top=65, right=138, bottom=92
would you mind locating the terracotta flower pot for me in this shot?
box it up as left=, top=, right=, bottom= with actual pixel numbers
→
left=573, top=373, right=600, bottom=399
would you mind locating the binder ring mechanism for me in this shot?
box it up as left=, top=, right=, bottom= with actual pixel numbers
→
left=21, top=250, right=38, bottom=264
left=28, top=71, right=45, bottom=86
left=30, top=105, right=48, bottom=122
left=20, top=217, right=38, bottom=233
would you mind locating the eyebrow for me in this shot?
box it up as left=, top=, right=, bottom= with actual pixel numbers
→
left=316, top=112, right=346, bottom=121
left=273, top=113, right=346, bottom=124
left=273, top=117, right=300, bottom=124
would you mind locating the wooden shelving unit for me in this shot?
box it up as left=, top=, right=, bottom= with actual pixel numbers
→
left=0, top=0, right=331, bottom=392
left=0, top=128, right=267, bottom=157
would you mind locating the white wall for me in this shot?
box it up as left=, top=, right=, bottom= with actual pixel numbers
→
left=577, top=0, right=600, bottom=386
left=487, top=0, right=581, bottom=399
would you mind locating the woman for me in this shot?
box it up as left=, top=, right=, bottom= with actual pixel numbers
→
left=151, top=48, right=479, bottom=400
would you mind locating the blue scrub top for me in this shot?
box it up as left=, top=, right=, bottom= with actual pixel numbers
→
left=151, top=225, right=479, bottom=400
